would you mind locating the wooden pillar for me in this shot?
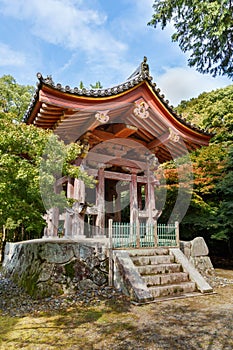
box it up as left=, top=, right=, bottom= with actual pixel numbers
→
left=74, top=178, right=85, bottom=202
left=73, top=178, right=85, bottom=237
left=115, top=191, right=121, bottom=222
left=137, top=184, right=143, bottom=210
left=146, top=170, right=156, bottom=225
left=130, top=170, right=138, bottom=224
left=130, top=170, right=139, bottom=247
left=64, top=208, right=73, bottom=238
left=105, top=180, right=114, bottom=221
left=96, top=166, right=105, bottom=236
left=45, top=207, right=59, bottom=238
left=67, top=176, right=74, bottom=198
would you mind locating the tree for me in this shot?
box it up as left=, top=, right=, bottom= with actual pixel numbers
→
left=0, top=76, right=94, bottom=248
left=79, top=81, right=103, bottom=89
left=0, top=75, right=34, bottom=120
left=90, top=81, right=103, bottom=89
left=212, top=146, right=233, bottom=255
left=149, top=0, right=233, bottom=78
left=180, top=144, right=227, bottom=242
left=0, top=113, right=50, bottom=241
left=158, top=84, right=233, bottom=256
left=0, top=113, right=93, bottom=244
left=176, top=85, right=233, bottom=143
left=79, top=81, right=85, bottom=89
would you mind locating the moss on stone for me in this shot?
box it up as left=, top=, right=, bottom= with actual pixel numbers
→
left=64, top=260, right=76, bottom=279
left=20, top=271, right=40, bottom=297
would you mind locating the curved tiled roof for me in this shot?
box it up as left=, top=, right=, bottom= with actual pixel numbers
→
left=23, top=56, right=211, bottom=137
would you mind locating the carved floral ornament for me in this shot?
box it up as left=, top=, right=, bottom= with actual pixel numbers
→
left=133, top=100, right=149, bottom=119
left=95, top=110, right=110, bottom=123
left=169, top=127, right=180, bottom=143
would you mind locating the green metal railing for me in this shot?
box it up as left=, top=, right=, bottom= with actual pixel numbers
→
left=109, top=220, right=179, bottom=249
left=112, top=222, right=136, bottom=248
left=157, top=223, right=177, bottom=247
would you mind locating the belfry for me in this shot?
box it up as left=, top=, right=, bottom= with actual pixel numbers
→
left=24, top=57, right=211, bottom=240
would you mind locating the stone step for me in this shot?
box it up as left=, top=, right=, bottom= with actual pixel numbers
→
left=149, top=281, right=196, bottom=298
left=137, top=263, right=182, bottom=275
left=128, top=248, right=169, bottom=257
left=142, top=272, right=189, bottom=287
left=131, top=255, right=174, bottom=266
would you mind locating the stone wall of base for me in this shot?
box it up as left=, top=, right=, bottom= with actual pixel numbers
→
left=2, top=239, right=108, bottom=299
left=180, top=237, right=214, bottom=275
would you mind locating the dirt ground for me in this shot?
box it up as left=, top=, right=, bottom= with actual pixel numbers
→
left=0, top=269, right=233, bottom=350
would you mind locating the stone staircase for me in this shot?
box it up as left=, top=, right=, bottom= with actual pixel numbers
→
left=129, top=248, right=197, bottom=299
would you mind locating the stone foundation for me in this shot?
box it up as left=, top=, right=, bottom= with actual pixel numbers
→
left=2, top=236, right=214, bottom=300
left=2, top=239, right=108, bottom=299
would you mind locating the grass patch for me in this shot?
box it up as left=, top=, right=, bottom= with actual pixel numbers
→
left=0, top=302, right=137, bottom=349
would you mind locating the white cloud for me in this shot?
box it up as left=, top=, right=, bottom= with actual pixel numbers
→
left=0, top=0, right=127, bottom=56
left=0, top=0, right=131, bottom=85
left=156, top=67, right=231, bottom=106
left=0, top=43, right=25, bottom=66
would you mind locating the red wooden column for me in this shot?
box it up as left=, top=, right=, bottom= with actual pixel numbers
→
left=95, top=165, right=105, bottom=236
left=67, top=176, right=74, bottom=198
left=146, top=170, right=156, bottom=225
left=74, top=178, right=85, bottom=202
left=64, top=177, right=75, bottom=238
left=64, top=208, right=73, bottom=238
left=115, top=190, right=121, bottom=222
left=137, top=184, right=143, bottom=210
left=130, top=169, right=139, bottom=246
left=43, top=207, right=59, bottom=238
left=44, top=179, right=61, bottom=238
left=73, top=177, right=85, bottom=237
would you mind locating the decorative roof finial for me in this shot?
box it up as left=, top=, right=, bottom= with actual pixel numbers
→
left=44, top=75, right=54, bottom=85
left=141, top=56, right=149, bottom=76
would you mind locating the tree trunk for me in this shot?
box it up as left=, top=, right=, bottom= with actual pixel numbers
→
left=0, top=226, right=6, bottom=263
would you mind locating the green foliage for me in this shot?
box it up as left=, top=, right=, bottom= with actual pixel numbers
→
left=190, top=144, right=227, bottom=196
left=149, top=0, right=233, bottom=78
left=79, top=81, right=103, bottom=89
left=0, top=75, right=34, bottom=120
left=158, top=144, right=228, bottom=247
left=90, top=81, right=103, bottom=89
left=39, top=135, right=95, bottom=211
left=0, top=113, right=50, bottom=240
left=79, top=81, right=85, bottom=89
left=212, top=147, right=233, bottom=253
left=0, top=75, right=94, bottom=242
left=176, top=85, right=233, bottom=143
left=161, top=85, right=233, bottom=255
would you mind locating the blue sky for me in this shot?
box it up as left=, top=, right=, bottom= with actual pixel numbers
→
left=0, top=0, right=231, bottom=106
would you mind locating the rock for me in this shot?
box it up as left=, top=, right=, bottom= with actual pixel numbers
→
left=180, top=241, right=191, bottom=259
left=191, top=237, right=209, bottom=257
left=77, top=279, right=98, bottom=290
left=39, top=243, right=75, bottom=263
left=190, top=256, right=214, bottom=273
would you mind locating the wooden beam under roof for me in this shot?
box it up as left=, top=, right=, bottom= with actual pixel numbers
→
left=92, top=129, right=115, bottom=141
left=148, top=131, right=170, bottom=150
left=42, top=103, right=63, bottom=111
left=127, top=115, right=161, bottom=139
left=113, top=124, right=137, bottom=138
left=39, top=108, right=63, bottom=116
